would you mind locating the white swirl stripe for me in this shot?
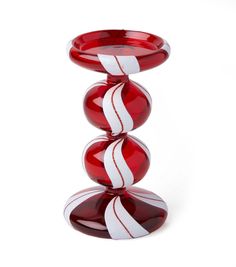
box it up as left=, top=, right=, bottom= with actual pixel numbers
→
left=98, top=54, right=140, bottom=75
left=112, top=84, right=134, bottom=132
left=64, top=188, right=105, bottom=226
left=105, top=196, right=149, bottom=239
left=116, top=56, right=140, bottom=74
left=128, top=189, right=168, bottom=212
left=85, top=80, right=107, bottom=94
left=64, top=186, right=103, bottom=207
left=66, top=40, right=73, bottom=56
left=161, top=40, right=170, bottom=55
left=129, top=135, right=151, bottom=161
left=132, top=81, right=152, bottom=105
left=104, top=138, right=134, bottom=188
left=103, top=83, right=134, bottom=134
left=98, top=54, right=124, bottom=75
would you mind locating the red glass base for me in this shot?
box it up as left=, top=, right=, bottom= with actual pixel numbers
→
left=64, top=186, right=167, bottom=239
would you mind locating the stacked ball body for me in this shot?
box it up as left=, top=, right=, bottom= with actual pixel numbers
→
left=84, top=80, right=152, bottom=135
left=65, top=31, right=170, bottom=239
left=64, top=78, right=168, bottom=239
left=82, top=135, right=150, bottom=188
left=64, top=78, right=167, bottom=240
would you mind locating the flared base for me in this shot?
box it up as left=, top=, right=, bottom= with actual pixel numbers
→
left=64, top=186, right=167, bottom=239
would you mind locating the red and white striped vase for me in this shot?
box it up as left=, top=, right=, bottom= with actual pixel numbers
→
left=64, top=30, right=170, bottom=239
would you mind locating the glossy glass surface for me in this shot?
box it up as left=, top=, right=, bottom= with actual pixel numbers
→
left=64, top=30, right=170, bottom=239
left=68, top=29, right=170, bottom=74
left=83, top=135, right=150, bottom=187
left=85, top=45, right=155, bottom=56
left=64, top=186, right=167, bottom=239
left=84, top=79, right=151, bottom=134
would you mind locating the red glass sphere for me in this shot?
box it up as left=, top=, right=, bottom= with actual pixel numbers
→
left=84, top=79, right=151, bottom=134
left=82, top=134, right=150, bottom=188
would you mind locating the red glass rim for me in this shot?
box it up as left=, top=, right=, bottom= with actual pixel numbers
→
left=68, top=29, right=170, bottom=75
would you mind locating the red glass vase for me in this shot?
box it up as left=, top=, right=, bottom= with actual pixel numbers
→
left=64, top=30, right=170, bottom=239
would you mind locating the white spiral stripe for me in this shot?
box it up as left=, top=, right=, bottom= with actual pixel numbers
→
left=65, top=187, right=104, bottom=207
left=129, top=136, right=151, bottom=161
left=128, top=189, right=162, bottom=200
left=103, top=83, right=134, bottom=134
left=85, top=80, right=107, bottom=94
left=116, top=56, right=140, bottom=74
left=105, top=196, right=149, bottom=239
left=161, top=39, right=170, bottom=55
left=66, top=40, right=73, bottom=57
left=132, top=81, right=152, bottom=105
left=98, top=54, right=140, bottom=75
left=98, top=54, right=124, bottom=75
left=104, top=138, right=134, bottom=188
left=113, top=139, right=134, bottom=187
left=128, top=190, right=168, bottom=212
left=105, top=197, right=131, bottom=239
left=64, top=188, right=105, bottom=225
left=82, top=136, right=109, bottom=171
left=113, top=84, right=134, bottom=133
left=103, top=83, right=123, bottom=133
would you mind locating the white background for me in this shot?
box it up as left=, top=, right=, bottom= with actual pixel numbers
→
left=0, top=0, right=235, bottom=266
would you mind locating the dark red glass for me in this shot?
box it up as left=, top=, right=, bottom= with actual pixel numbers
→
left=64, top=186, right=167, bottom=239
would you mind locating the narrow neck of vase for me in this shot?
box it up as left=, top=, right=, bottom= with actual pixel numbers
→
left=107, top=74, right=129, bottom=84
